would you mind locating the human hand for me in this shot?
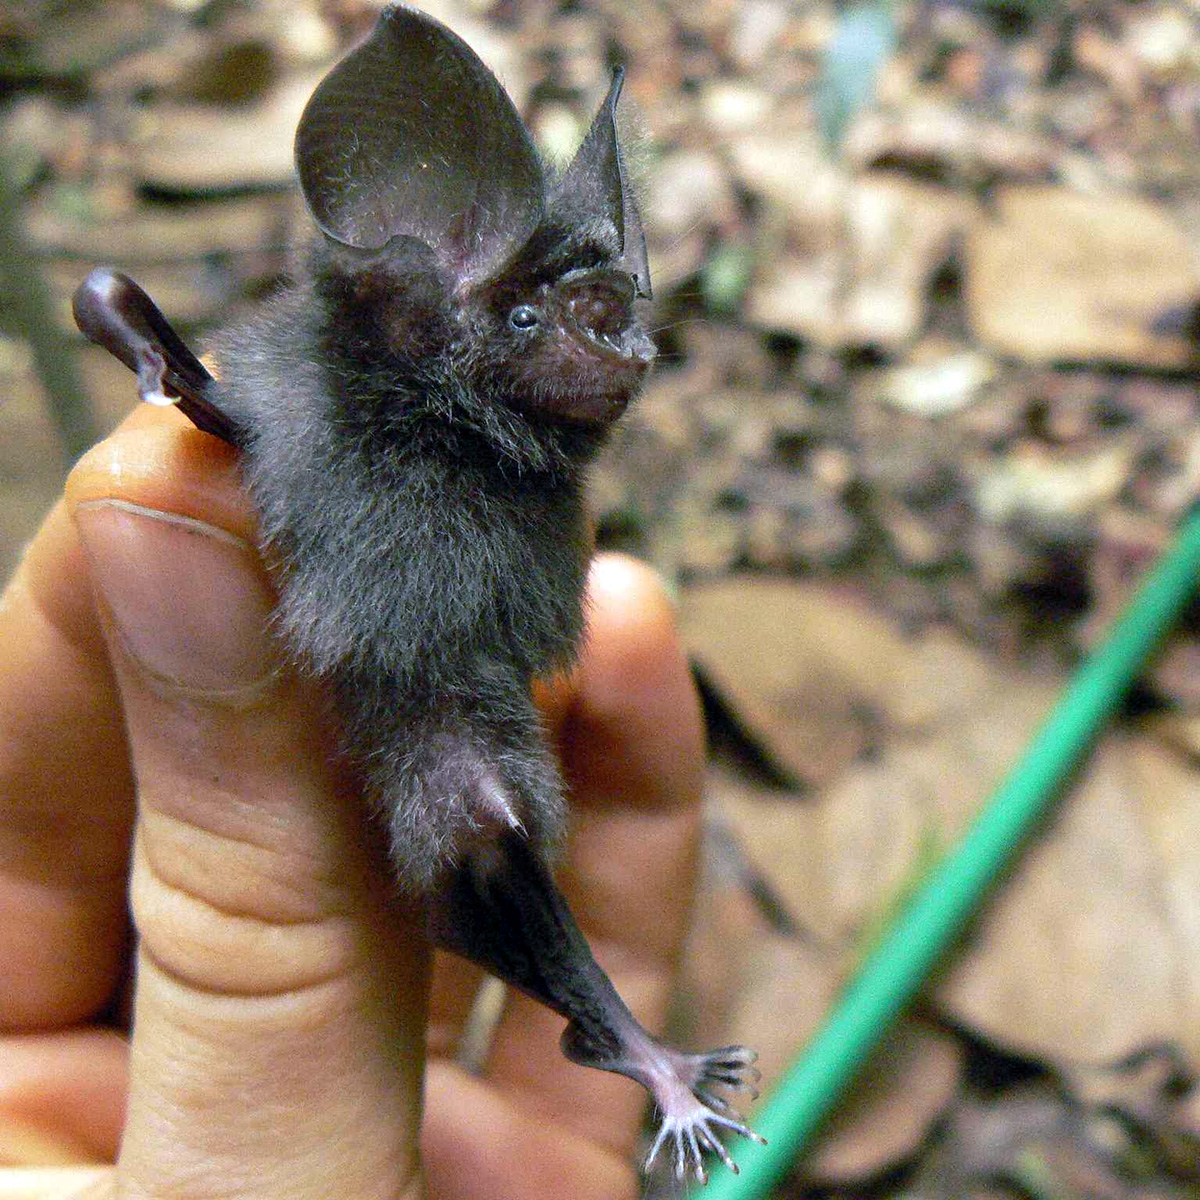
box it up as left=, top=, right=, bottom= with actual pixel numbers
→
left=0, top=407, right=706, bottom=1200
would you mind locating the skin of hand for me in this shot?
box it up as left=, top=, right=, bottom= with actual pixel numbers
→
left=0, top=405, right=706, bottom=1200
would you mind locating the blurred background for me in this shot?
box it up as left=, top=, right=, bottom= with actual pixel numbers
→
left=4, top=1, right=1200, bottom=1195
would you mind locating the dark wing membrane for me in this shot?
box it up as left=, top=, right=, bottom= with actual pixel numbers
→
left=72, top=269, right=240, bottom=446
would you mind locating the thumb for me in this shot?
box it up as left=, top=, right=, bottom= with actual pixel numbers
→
left=69, top=427, right=427, bottom=1200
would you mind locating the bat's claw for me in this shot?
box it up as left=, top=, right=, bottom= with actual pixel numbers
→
left=641, top=1044, right=765, bottom=1184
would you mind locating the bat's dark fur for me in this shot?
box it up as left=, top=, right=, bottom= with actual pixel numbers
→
left=209, top=262, right=601, bottom=888
left=74, top=3, right=760, bottom=1182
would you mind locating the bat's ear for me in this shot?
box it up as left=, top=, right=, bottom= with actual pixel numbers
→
left=560, top=68, right=651, bottom=299
left=295, top=4, right=545, bottom=285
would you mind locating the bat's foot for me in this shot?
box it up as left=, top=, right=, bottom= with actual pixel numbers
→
left=641, top=1044, right=765, bottom=1184
left=563, top=1024, right=763, bottom=1184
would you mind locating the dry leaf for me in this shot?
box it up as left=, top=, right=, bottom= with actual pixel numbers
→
left=680, top=578, right=909, bottom=788
left=806, top=1021, right=964, bottom=1184
left=839, top=176, right=979, bottom=351
left=134, top=70, right=326, bottom=191
left=965, top=187, right=1200, bottom=368
left=781, top=666, right=1200, bottom=1071
left=707, top=770, right=964, bottom=1184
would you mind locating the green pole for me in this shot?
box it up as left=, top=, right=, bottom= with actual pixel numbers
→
left=699, top=505, right=1200, bottom=1199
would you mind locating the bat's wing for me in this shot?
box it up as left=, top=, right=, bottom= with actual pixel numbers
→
left=72, top=268, right=241, bottom=446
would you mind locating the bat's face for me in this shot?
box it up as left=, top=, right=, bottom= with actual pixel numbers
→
left=464, top=261, right=655, bottom=427
left=295, top=6, right=653, bottom=435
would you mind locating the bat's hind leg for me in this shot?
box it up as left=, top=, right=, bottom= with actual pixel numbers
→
left=428, top=831, right=763, bottom=1183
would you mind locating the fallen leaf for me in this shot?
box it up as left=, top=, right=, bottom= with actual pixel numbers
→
left=680, top=578, right=908, bottom=788
left=134, top=70, right=325, bottom=192
left=806, top=1021, right=964, bottom=1184
left=965, top=186, right=1200, bottom=368
left=708, top=770, right=965, bottom=1185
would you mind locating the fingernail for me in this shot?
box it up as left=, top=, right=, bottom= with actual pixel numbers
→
left=75, top=499, right=277, bottom=692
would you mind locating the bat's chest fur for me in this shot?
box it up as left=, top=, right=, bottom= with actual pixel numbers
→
left=213, top=298, right=592, bottom=696
left=272, top=453, right=590, bottom=690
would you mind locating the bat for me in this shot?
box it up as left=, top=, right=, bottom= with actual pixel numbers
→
left=73, top=3, right=761, bottom=1182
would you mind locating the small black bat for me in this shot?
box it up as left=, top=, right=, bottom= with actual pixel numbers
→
left=74, top=3, right=760, bottom=1182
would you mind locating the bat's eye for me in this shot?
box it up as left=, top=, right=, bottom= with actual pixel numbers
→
left=509, top=305, right=539, bottom=330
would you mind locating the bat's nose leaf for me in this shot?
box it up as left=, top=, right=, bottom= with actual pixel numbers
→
left=296, top=4, right=545, bottom=284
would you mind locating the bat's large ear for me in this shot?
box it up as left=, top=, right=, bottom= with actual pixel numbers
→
left=295, top=4, right=545, bottom=285
left=560, top=68, right=651, bottom=299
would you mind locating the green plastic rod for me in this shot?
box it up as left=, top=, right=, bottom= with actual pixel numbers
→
left=697, top=504, right=1200, bottom=1200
